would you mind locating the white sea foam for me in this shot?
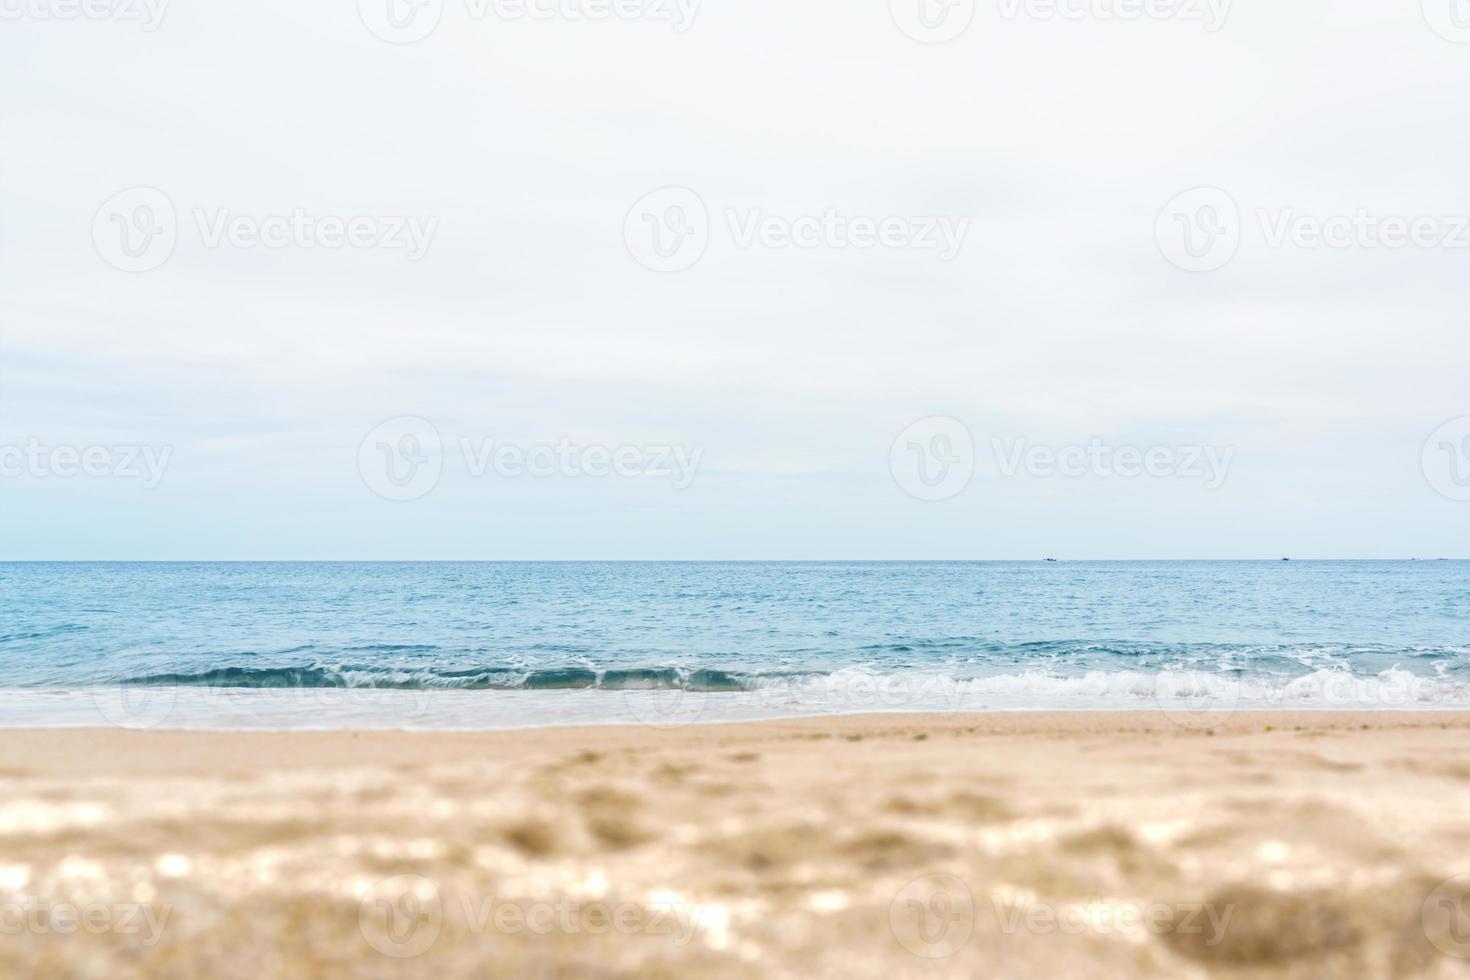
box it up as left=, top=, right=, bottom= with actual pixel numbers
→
left=743, top=666, right=1470, bottom=713
left=0, top=666, right=1466, bottom=731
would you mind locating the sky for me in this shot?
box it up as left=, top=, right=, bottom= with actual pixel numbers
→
left=2, top=0, right=1469, bottom=559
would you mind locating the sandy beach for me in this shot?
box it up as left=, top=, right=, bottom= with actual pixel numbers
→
left=6, top=712, right=1470, bottom=978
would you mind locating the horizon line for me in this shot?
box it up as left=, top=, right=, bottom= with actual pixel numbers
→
left=1, top=558, right=1464, bottom=564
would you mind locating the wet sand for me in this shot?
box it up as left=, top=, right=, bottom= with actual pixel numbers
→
left=5, top=712, right=1470, bottom=978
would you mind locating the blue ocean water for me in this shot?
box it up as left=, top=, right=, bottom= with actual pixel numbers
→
left=1, top=561, right=1468, bottom=728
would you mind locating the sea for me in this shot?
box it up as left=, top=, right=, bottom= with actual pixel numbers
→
left=0, top=560, right=1467, bottom=729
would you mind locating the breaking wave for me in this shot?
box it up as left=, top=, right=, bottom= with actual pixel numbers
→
left=99, top=663, right=1470, bottom=709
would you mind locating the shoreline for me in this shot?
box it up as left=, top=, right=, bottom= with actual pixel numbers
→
left=6, top=681, right=1468, bottom=733
left=5, top=708, right=1470, bottom=757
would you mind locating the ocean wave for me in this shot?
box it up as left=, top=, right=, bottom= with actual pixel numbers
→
left=99, top=662, right=1470, bottom=707
left=815, top=666, right=1470, bottom=707
left=944, top=666, right=1470, bottom=707
left=118, top=664, right=766, bottom=692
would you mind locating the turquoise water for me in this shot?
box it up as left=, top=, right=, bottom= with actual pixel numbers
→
left=1, top=561, right=1468, bottom=728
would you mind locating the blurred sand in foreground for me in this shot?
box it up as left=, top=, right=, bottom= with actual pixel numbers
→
left=5, top=712, right=1470, bottom=978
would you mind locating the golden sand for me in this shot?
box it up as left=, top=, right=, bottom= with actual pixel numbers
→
left=5, top=712, right=1470, bottom=978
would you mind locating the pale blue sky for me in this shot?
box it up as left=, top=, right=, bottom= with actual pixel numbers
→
left=2, top=0, right=1468, bottom=558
